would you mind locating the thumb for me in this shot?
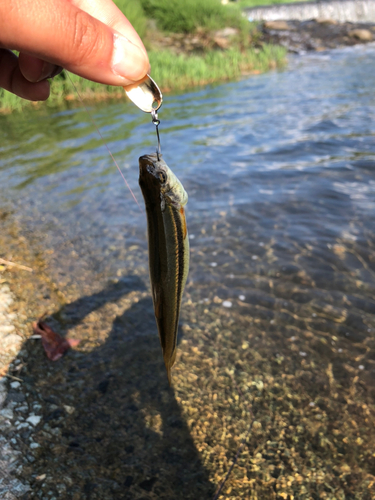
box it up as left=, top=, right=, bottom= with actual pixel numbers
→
left=1, top=0, right=150, bottom=86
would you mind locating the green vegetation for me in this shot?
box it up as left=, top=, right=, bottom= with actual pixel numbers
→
left=0, top=0, right=287, bottom=113
left=114, top=0, right=148, bottom=41
left=141, top=0, right=246, bottom=34
left=149, top=45, right=285, bottom=90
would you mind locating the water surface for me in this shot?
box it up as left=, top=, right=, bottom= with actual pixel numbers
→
left=1, top=45, right=375, bottom=498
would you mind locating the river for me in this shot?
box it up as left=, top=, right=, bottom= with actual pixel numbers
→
left=0, top=45, right=374, bottom=499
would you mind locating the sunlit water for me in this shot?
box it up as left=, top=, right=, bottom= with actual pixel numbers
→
left=1, top=44, right=375, bottom=347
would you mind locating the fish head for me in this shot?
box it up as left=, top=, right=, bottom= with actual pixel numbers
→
left=139, top=154, right=188, bottom=209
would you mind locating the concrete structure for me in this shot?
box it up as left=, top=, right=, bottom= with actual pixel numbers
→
left=245, top=0, right=375, bottom=23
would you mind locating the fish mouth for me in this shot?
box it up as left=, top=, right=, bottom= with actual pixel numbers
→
left=139, top=154, right=164, bottom=196
left=139, top=153, right=166, bottom=181
left=139, top=153, right=162, bottom=166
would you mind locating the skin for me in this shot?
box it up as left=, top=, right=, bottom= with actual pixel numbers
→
left=139, top=154, right=189, bottom=385
left=0, top=0, right=150, bottom=102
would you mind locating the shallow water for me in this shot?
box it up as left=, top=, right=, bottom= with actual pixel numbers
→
left=1, top=45, right=375, bottom=499
left=1, top=45, right=375, bottom=342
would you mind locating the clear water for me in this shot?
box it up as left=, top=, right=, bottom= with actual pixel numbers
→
left=1, top=44, right=375, bottom=499
left=1, top=46, right=374, bottom=344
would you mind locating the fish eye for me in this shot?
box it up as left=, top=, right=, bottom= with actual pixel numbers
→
left=159, top=172, right=167, bottom=184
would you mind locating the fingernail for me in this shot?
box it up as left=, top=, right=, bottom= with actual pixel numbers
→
left=36, top=62, right=56, bottom=82
left=112, top=34, right=149, bottom=83
left=49, top=66, right=63, bottom=79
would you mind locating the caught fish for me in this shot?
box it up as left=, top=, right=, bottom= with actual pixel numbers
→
left=139, top=153, right=189, bottom=385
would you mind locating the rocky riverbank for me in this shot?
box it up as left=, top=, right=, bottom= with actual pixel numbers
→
left=260, top=18, right=375, bottom=53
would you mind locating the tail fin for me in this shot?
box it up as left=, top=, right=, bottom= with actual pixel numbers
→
left=164, top=347, right=177, bottom=386
left=166, top=364, right=173, bottom=386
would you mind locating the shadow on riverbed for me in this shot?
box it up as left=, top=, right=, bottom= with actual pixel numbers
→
left=8, top=276, right=214, bottom=499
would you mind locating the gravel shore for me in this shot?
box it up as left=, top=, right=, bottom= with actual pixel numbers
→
left=0, top=279, right=30, bottom=499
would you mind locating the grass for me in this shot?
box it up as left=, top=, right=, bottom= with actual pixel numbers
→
left=141, top=0, right=246, bottom=34
left=149, top=45, right=286, bottom=90
left=140, top=0, right=250, bottom=48
left=114, top=0, right=148, bottom=42
left=0, top=45, right=286, bottom=113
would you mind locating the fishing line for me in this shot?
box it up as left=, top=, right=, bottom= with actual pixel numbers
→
left=212, top=371, right=255, bottom=500
left=67, top=72, right=142, bottom=212
left=151, top=109, right=161, bottom=160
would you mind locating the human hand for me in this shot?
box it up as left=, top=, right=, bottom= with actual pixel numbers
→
left=0, top=0, right=150, bottom=101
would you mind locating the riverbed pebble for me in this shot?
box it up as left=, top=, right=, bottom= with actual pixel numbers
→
left=27, top=415, right=42, bottom=426
left=0, top=408, right=14, bottom=420
left=0, top=381, right=7, bottom=407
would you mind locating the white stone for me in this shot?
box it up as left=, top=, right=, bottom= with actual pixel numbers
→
left=10, top=381, right=20, bottom=390
left=16, top=422, right=30, bottom=430
left=0, top=408, right=14, bottom=420
left=2, top=334, right=22, bottom=347
left=16, top=406, right=29, bottom=413
left=0, top=325, right=16, bottom=334
left=222, top=300, right=232, bottom=308
left=26, top=415, right=42, bottom=426
left=64, top=405, right=75, bottom=415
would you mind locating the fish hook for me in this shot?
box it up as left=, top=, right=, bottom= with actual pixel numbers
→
left=151, top=109, right=161, bottom=161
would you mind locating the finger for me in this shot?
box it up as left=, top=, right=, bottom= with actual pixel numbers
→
left=18, top=53, right=62, bottom=83
left=73, top=0, right=148, bottom=58
left=1, top=0, right=149, bottom=86
left=0, top=49, right=50, bottom=101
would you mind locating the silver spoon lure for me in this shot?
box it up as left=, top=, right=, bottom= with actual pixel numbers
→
left=124, top=74, right=163, bottom=159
